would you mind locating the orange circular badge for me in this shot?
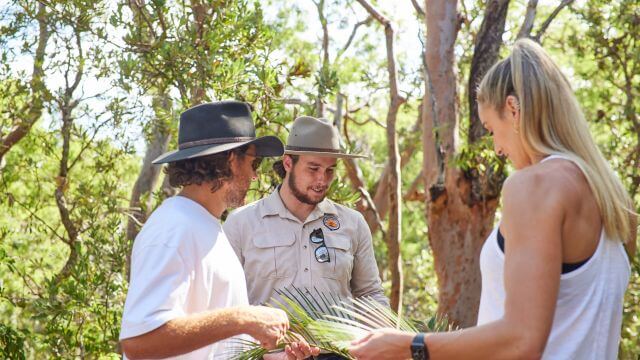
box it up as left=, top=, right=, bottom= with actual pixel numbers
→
left=322, top=214, right=340, bottom=231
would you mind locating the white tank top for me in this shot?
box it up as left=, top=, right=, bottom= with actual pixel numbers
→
left=477, top=154, right=631, bottom=360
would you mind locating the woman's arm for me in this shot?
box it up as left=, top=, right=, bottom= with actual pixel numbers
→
left=350, top=171, right=566, bottom=360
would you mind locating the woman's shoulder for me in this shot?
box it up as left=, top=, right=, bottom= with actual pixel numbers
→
left=502, top=159, right=584, bottom=212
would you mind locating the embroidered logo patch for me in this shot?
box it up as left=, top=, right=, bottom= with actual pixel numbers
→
left=322, top=214, right=340, bottom=231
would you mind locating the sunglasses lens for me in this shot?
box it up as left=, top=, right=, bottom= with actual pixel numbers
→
left=315, top=246, right=330, bottom=263
left=252, top=157, right=263, bottom=170
left=310, top=230, right=324, bottom=244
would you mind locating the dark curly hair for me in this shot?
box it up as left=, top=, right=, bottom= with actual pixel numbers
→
left=166, top=145, right=248, bottom=192
left=272, top=155, right=299, bottom=179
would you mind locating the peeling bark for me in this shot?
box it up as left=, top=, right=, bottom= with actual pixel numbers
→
left=423, top=0, right=505, bottom=327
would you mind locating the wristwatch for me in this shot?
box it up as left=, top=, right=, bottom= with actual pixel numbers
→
left=410, top=332, right=430, bottom=360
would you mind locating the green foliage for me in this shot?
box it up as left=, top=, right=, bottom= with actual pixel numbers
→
left=1, top=125, right=136, bottom=356
left=0, top=0, right=638, bottom=358
left=0, top=322, right=26, bottom=360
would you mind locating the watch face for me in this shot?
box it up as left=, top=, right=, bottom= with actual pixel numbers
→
left=412, top=347, right=425, bottom=360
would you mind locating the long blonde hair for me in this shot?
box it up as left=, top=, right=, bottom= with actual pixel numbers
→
left=477, top=38, right=635, bottom=244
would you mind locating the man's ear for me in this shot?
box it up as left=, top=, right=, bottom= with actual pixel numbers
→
left=283, top=155, right=293, bottom=172
left=228, top=151, right=241, bottom=175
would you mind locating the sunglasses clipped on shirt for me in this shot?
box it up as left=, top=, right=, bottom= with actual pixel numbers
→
left=310, top=228, right=330, bottom=263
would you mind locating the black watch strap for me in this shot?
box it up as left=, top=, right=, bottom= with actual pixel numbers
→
left=410, top=332, right=430, bottom=360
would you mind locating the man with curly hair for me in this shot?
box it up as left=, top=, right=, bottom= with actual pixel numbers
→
left=119, top=101, right=319, bottom=360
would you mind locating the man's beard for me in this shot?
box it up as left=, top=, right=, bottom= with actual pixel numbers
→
left=288, top=169, right=326, bottom=205
left=224, top=173, right=250, bottom=208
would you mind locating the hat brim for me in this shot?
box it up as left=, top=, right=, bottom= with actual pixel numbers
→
left=284, top=149, right=368, bottom=159
left=152, top=135, right=284, bottom=164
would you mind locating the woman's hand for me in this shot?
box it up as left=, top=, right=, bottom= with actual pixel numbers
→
left=262, top=335, right=320, bottom=360
left=348, top=328, right=414, bottom=360
left=283, top=340, right=321, bottom=359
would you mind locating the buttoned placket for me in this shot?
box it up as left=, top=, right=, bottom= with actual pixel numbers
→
left=299, top=222, right=312, bottom=290
left=303, top=209, right=328, bottom=294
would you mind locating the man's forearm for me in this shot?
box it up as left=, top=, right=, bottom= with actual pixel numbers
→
left=121, top=306, right=255, bottom=359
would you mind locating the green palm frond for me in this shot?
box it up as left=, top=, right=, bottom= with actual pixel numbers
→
left=305, top=296, right=419, bottom=352
left=228, top=286, right=451, bottom=360
left=417, top=315, right=456, bottom=333
left=225, top=337, right=270, bottom=360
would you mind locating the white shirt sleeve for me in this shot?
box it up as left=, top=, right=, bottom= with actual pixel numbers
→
left=119, top=242, right=191, bottom=340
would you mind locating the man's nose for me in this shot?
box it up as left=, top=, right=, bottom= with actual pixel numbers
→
left=315, top=171, right=329, bottom=184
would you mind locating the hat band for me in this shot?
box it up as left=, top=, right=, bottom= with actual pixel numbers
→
left=179, top=136, right=255, bottom=150
left=285, top=145, right=343, bottom=153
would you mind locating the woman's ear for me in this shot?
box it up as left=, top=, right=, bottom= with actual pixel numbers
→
left=505, top=95, right=521, bottom=129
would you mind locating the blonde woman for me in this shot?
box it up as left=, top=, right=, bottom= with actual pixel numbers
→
left=348, top=38, right=637, bottom=360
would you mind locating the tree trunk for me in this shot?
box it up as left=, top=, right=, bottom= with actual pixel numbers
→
left=517, top=0, right=538, bottom=39
left=468, top=0, right=511, bottom=144
left=423, top=0, right=511, bottom=327
left=427, top=179, right=499, bottom=326
left=364, top=115, right=421, bottom=234
left=356, top=0, right=406, bottom=314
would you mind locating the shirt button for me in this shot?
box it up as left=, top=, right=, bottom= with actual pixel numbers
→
left=303, top=245, right=307, bottom=249
left=304, top=268, right=309, bottom=272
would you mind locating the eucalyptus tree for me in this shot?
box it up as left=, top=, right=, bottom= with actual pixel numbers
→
left=418, top=0, right=579, bottom=327
left=1, top=0, right=135, bottom=357
left=117, top=0, right=293, bottom=266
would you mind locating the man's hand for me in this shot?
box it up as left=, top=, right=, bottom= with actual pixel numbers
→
left=348, top=328, right=413, bottom=360
left=245, top=306, right=289, bottom=349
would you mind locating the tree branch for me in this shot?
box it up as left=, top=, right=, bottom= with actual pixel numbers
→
left=343, top=157, right=388, bottom=241
left=313, top=0, right=330, bottom=117
left=53, top=22, right=86, bottom=286
left=411, top=0, right=425, bottom=19
left=336, top=16, right=372, bottom=59
left=0, top=3, right=50, bottom=164
left=344, top=114, right=387, bottom=128
left=517, top=0, right=538, bottom=39
left=356, top=0, right=405, bottom=315
left=467, top=0, right=511, bottom=144
left=533, top=0, right=574, bottom=42
left=404, top=170, right=425, bottom=202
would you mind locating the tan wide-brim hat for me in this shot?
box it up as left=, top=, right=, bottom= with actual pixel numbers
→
left=284, top=116, right=366, bottom=158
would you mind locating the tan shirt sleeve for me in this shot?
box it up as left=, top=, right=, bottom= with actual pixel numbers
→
left=222, top=211, right=244, bottom=265
left=350, top=213, right=389, bottom=307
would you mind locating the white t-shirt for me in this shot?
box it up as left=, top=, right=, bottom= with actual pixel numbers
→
left=120, top=196, right=249, bottom=359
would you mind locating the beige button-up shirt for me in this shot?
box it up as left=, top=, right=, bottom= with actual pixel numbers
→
left=223, top=189, right=388, bottom=307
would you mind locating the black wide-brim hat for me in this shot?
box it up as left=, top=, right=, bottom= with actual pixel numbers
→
left=152, top=101, right=284, bottom=164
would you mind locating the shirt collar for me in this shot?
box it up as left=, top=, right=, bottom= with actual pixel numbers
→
left=259, top=186, right=338, bottom=222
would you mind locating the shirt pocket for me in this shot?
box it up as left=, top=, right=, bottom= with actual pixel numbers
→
left=320, top=234, right=353, bottom=281
left=250, top=231, right=297, bottom=279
